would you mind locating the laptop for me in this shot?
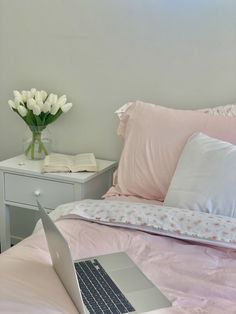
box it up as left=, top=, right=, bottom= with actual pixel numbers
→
left=37, top=201, right=171, bottom=313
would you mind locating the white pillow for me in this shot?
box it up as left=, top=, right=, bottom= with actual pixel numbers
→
left=164, top=132, right=236, bottom=218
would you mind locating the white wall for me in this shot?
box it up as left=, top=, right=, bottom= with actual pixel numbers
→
left=1, top=0, right=236, bottom=162
left=1, top=0, right=236, bottom=240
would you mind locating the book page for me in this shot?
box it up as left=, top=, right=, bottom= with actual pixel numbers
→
left=74, top=153, right=95, bottom=165
left=72, top=153, right=97, bottom=172
left=43, top=153, right=74, bottom=172
left=42, top=153, right=97, bottom=173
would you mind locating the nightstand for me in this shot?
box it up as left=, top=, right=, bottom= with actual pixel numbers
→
left=0, top=155, right=117, bottom=252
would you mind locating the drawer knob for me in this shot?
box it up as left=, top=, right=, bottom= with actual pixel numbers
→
left=34, top=190, right=41, bottom=197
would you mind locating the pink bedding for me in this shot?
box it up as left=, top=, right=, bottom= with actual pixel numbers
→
left=112, top=101, right=236, bottom=201
left=0, top=206, right=236, bottom=314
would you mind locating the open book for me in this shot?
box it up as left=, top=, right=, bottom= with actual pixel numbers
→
left=42, top=153, right=97, bottom=173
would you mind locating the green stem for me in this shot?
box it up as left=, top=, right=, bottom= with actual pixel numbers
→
left=24, top=142, right=32, bottom=156
left=24, top=129, right=49, bottom=160
left=31, top=137, right=35, bottom=160
left=38, top=140, right=43, bottom=153
left=41, top=143, right=48, bottom=155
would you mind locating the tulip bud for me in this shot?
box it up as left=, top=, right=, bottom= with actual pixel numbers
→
left=14, top=96, right=22, bottom=106
left=61, top=102, right=73, bottom=113
left=30, top=88, right=36, bottom=97
left=37, top=99, right=44, bottom=110
left=47, top=93, right=54, bottom=105
left=17, top=105, right=28, bottom=117
left=8, top=99, right=17, bottom=110
left=27, top=98, right=36, bottom=110
left=42, top=102, right=51, bottom=113
left=32, top=104, right=41, bottom=116
left=56, top=95, right=67, bottom=107
left=40, top=90, right=47, bottom=102
left=50, top=103, right=60, bottom=115
left=26, top=91, right=32, bottom=99
left=52, top=94, right=58, bottom=105
left=35, top=91, right=43, bottom=103
left=13, top=90, right=22, bottom=100
left=47, top=93, right=58, bottom=105
left=14, top=90, right=23, bottom=105
left=21, top=90, right=28, bottom=103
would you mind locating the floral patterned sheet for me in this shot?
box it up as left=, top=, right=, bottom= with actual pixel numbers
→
left=2, top=198, right=236, bottom=313
left=54, top=199, right=236, bottom=249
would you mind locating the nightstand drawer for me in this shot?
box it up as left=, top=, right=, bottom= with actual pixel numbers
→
left=4, top=173, right=74, bottom=210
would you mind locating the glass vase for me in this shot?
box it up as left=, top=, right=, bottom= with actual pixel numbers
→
left=23, top=126, right=52, bottom=160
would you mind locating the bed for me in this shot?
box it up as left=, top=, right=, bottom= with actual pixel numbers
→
left=0, top=101, right=236, bottom=314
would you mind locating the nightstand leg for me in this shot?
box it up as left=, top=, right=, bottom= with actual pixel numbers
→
left=0, top=171, right=11, bottom=252
left=0, top=204, right=11, bottom=252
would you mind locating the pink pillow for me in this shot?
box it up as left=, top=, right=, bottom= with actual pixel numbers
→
left=111, top=101, right=236, bottom=201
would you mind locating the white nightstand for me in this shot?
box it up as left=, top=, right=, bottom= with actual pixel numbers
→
left=0, top=155, right=117, bottom=252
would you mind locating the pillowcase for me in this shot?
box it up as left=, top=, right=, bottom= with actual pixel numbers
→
left=199, top=103, right=236, bottom=116
left=115, top=102, right=236, bottom=138
left=164, top=133, right=236, bottom=218
left=106, top=101, right=236, bottom=191
left=116, top=102, right=236, bottom=120
left=111, top=101, right=236, bottom=201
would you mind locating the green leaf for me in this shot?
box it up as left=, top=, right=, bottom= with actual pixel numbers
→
left=45, top=109, right=63, bottom=125
left=35, top=115, right=42, bottom=127
left=42, top=112, right=49, bottom=125
left=25, top=110, right=37, bottom=130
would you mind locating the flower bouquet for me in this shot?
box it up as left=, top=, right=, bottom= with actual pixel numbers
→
left=8, top=88, right=73, bottom=160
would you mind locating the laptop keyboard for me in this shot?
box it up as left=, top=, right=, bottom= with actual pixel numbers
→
left=74, top=259, right=136, bottom=314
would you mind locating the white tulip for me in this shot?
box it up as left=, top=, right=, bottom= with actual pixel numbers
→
left=61, top=102, right=73, bottom=113
left=47, top=93, right=54, bottom=105
left=47, top=93, right=58, bottom=105
left=42, top=102, right=51, bottom=113
left=56, top=95, right=67, bottom=107
left=44, top=100, right=51, bottom=108
left=35, top=91, right=43, bottom=103
left=21, top=90, right=28, bottom=103
left=50, top=103, right=60, bottom=115
left=40, top=90, right=47, bottom=102
left=52, top=94, right=58, bottom=105
left=21, top=90, right=31, bottom=102
left=17, top=105, right=28, bottom=117
left=36, top=99, right=44, bottom=110
left=14, top=96, right=22, bottom=106
left=32, top=104, right=41, bottom=116
left=13, top=90, right=23, bottom=101
left=26, top=91, right=32, bottom=99
left=30, top=88, right=37, bottom=97
left=27, top=98, right=36, bottom=110
left=8, top=99, right=17, bottom=110
left=47, top=93, right=53, bottom=100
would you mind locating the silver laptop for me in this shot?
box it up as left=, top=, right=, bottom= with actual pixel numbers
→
left=37, top=201, right=171, bottom=313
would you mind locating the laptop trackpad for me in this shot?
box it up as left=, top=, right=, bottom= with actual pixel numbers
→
left=110, top=267, right=154, bottom=293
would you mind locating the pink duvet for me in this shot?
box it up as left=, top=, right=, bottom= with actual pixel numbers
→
left=0, top=216, right=236, bottom=313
